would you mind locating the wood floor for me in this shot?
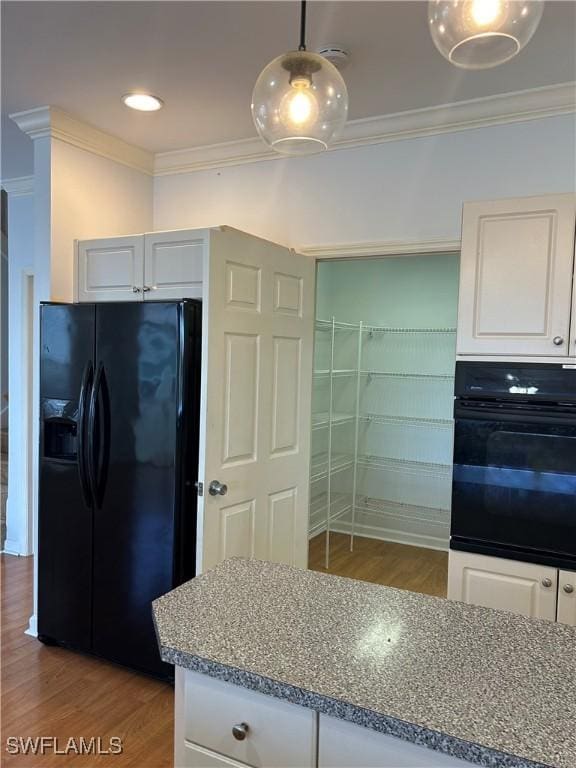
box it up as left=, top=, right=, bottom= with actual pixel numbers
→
left=1, top=538, right=445, bottom=766
left=308, top=532, right=448, bottom=598
left=1, top=554, right=174, bottom=767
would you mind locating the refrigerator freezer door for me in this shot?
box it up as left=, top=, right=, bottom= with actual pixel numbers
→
left=38, top=303, right=96, bottom=649
left=91, top=302, right=187, bottom=677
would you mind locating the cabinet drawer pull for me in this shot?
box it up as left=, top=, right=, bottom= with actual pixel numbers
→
left=541, top=577, right=553, bottom=588
left=132, top=286, right=141, bottom=293
left=232, top=723, right=249, bottom=741
left=563, top=583, right=574, bottom=594
left=553, top=336, right=564, bottom=346
left=142, top=286, right=151, bottom=293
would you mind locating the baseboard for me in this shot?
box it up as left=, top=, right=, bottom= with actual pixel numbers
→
left=312, top=521, right=449, bottom=552
left=2, top=538, right=31, bottom=556
left=25, top=614, right=37, bottom=637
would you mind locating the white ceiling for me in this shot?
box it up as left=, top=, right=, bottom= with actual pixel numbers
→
left=2, top=0, right=575, bottom=179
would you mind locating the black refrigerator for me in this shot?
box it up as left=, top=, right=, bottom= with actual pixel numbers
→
left=38, top=300, right=201, bottom=679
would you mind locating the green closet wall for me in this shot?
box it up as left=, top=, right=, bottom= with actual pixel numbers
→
left=317, top=254, right=459, bottom=326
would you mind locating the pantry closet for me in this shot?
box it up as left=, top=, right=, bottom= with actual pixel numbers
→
left=309, top=254, right=459, bottom=582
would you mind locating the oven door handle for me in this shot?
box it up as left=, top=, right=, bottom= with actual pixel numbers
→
left=454, top=405, right=576, bottom=425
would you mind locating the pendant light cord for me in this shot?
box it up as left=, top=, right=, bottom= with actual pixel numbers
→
left=298, top=0, right=307, bottom=51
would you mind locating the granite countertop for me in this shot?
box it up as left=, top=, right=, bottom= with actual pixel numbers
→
left=152, top=558, right=576, bottom=768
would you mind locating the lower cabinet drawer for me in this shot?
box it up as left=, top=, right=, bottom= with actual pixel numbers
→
left=183, top=670, right=317, bottom=768
left=180, top=742, right=249, bottom=768
left=319, top=715, right=474, bottom=767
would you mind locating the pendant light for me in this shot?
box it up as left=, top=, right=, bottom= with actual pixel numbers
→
left=428, top=0, right=544, bottom=69
left=251, top=1, right=349, bottom=155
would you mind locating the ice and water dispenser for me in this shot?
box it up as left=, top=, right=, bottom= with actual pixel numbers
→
left=42, top=400, right=79, bottom=461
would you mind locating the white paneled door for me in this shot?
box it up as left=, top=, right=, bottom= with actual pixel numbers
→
left=199, top=228, right=315, bottom=573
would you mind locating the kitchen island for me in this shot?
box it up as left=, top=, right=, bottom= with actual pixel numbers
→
left=152, top=558, right=575, bottom=768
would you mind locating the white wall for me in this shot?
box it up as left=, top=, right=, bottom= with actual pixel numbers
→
left=51, top=140, right=153, bottom=301
left=153, top=115, right=575, bottom=247
left=1, top=192, right=8, bottom=432
left=4, top=191, right=34, bottom=555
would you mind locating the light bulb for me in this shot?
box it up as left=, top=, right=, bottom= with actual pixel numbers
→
left=468, top=0, right=504, bottom=28
left=280, top=88, right=319, bottom=130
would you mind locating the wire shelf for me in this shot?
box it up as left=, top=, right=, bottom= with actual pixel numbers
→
left=313, top=369, right=358, bottom=379
left=357, top=454, right=452, bottom=478
left=310, top=491, right=352, bottom=519
left=355, top=496, right=450, bottom=527
left=361, top=371, right=454, bottom=380
left=360, top=413, right=453, bottom=428
left=316, top=319, right=361, bottom=330
left=310, top=453, right=355, bottom=483
left=363, top=326, right=456, bottom=335
left=310, top=314, right=455, bottom=554
left=312, top=412, right=356, bottom=430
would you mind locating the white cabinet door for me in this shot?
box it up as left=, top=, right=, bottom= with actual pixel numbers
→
left=457, top=194, right=576, bottom=356
left=319, top=715, right=472, bottom=767
left=77, top=236, right=143, bottom=302
left=199, top=228, right=314, bottom=572
left=557, top=570, right=576, bottom=626
left=447, top=550, right=557, bottom=620
left=144, top=230, right=204, bottom=300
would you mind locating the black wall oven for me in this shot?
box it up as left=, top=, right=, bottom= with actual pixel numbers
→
left=451, top=362, right=576, bottom=570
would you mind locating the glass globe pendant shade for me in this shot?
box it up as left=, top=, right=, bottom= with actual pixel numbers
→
left=428, top=0, right=544, bottom=69
left=251, top=50, right=348, bottom=156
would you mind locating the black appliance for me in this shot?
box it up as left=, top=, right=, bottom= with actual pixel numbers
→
left=38, top=300, right=201, bottom=679
left=451, top=361, right=576, bottom=570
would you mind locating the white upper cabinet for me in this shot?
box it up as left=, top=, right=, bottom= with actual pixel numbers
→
left=76, top=229, right=205, bottom=302
left=457, top=194, right=576, bottom=357
left=144, top=230, right=204, bottom=300
left=77, top=235, right=143, bottom=302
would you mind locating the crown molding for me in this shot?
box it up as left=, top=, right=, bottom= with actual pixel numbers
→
left=299, top=238, right=461, bottom=259
left=1, top=175, right=34, bottom=197
left=154, top=137, right=273, bottom=176
left=155, top=82, right=576, bottom=176
left=10, top=106, right=154, bottom=176
left=8, top=82, right=575, bottom=181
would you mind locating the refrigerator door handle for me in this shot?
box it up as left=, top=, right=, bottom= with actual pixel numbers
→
left=88, top=362, right=104, bottom=508
left=77, top=361, right=94, bottom=507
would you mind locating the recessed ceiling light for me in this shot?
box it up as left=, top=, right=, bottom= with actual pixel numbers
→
left=122, top=93, right=163, bottom=112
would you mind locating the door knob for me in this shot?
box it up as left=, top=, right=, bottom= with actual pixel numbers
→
left=209, top=480, right=228, bottom=496
left=541, top=577, right=553, bottom=588
left=553, top=336, right=564, bottom=346
left=563, top=584, right=574, bottom=594
left=232, top=723, right=249, bottom=741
